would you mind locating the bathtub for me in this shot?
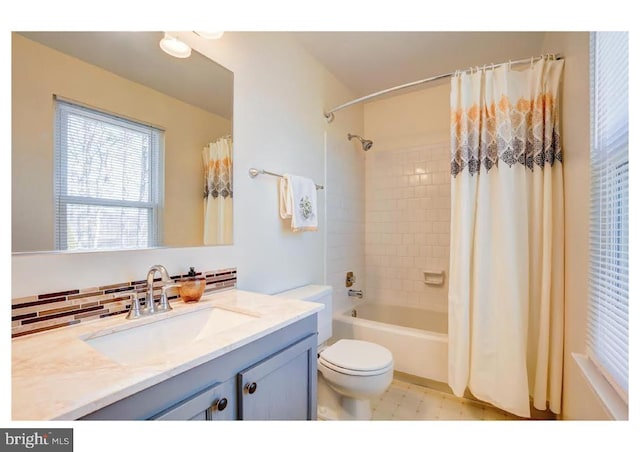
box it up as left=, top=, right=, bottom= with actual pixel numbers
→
left=332, top=303, right=448, bottom=383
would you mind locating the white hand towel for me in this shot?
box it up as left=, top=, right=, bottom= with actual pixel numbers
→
left=279, top=174, right=318, bottom=232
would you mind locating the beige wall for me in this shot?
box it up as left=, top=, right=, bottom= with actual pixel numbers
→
left=364, top=82, right=450, bottom=150
left=541, top=32, right=610, bottom=419
left=364, top=84, right=450, bottom=311
left=12, top=34, right=232, bottom=251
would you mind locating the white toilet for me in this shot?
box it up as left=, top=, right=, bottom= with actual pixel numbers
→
left=276, top=285, right=394, bottom=420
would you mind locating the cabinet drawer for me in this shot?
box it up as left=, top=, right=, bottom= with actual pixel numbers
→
left=152, top=378, right=235, bottom=420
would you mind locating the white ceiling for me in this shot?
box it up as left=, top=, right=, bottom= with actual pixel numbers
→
left=292, top=32, right=548, bottom=100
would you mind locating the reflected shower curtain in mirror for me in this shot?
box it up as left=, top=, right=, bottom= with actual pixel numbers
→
left=448, top=58, right=564, bottom=418
left=203, top=136, right=233, bottom=245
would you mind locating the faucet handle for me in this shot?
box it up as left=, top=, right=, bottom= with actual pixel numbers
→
left=125, top=291, right=143, bottom=319
left=157, top=282, right=181, bottom=313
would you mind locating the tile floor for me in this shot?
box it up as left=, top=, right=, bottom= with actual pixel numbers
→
left=371, top=378, right=523, bottom=420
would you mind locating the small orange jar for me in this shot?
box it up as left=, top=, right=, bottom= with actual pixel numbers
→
left=178, top=267, right=206, bottom=303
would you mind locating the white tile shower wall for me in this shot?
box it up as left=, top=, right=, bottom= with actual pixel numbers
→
left=326, top=128, right=366, bottom=315
left=365, top=141, right=450, bottom=312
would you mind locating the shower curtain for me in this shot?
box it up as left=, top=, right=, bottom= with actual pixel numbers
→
left=448, top=58, right=564, bottom=418
left=203, top=136, right=233, bottom=245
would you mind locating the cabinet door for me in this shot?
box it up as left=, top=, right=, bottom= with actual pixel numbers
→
left=238, top=334, right=316, bottom=420
left=151, top=378, right=236, bottom=420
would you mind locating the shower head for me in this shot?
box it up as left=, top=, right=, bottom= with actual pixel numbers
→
left=347, top=133, right=373, bottom=151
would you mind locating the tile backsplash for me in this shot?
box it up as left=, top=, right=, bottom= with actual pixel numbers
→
left=11, top=267, right=237, bottom=338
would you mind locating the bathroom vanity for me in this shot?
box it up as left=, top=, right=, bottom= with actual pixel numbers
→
left=11, top=290, right=322, bottom=420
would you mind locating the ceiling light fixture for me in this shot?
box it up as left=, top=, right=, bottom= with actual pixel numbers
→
left=159, top=32, right=192, bottom=58
left=194, top=31, right=224, bottom=39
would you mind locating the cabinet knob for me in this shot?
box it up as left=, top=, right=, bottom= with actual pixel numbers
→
left=214, top=397, right=228, bottom=411
left=245, top=382, right=258, bottom=394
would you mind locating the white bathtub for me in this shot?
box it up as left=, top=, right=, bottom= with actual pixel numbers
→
left=332, top=303, right=448, bottom=383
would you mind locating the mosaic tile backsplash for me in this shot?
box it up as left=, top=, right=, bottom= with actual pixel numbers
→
left=11, top=268, right=237, bottom=338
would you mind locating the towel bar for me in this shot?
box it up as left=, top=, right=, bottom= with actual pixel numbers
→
left=248, top=168, right=324, bottom=190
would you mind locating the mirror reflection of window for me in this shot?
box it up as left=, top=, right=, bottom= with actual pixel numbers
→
left=54, top=99, right=164, bottom=250
left=11, top=32, right=234, bottom=252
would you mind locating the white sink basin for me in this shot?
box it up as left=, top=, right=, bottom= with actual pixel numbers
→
left=83, top=306, right=258, bottom=366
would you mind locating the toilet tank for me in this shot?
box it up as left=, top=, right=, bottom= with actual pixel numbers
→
left=275, top=285, right=332, bottom=346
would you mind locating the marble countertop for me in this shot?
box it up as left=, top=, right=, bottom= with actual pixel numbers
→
left=11, top=289, right=323, bottom=420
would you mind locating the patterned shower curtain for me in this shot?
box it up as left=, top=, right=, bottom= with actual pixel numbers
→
left=203, top=136, right=233, bottom=245
left=448, top=58, right=565, bottom=418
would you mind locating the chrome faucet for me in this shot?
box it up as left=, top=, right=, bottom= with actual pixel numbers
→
left=142, top=264, right=173, bottom=316
left=348, top=289, right=363, bottom=299
left=126, top=265, right=178, bottom=320
left=126, top=292, right=143, bottom=320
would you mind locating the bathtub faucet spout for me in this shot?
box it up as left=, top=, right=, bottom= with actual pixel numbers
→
left=348, top=289, right=363, bottom=299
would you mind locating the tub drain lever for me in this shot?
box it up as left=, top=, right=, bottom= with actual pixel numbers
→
left=348, top=289, right=363, bottom=299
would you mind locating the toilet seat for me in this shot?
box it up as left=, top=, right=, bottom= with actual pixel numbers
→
left=319, top=339, right=393, bottom=376
left=319, top=356, right=394, bottom=376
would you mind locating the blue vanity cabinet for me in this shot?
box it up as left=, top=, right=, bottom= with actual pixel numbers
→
left=79, top=314, right=317, bottom=421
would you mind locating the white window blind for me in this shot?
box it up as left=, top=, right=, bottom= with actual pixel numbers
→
left=54, top=99, right=163, bottom=250
left=587, top=31, right=628, bottom=402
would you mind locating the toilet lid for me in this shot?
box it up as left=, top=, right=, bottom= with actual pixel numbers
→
left=319, top=339, right=393, bottom=372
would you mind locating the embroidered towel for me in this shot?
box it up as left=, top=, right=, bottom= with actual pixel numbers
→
left=279, top=174, right=318, bottom=232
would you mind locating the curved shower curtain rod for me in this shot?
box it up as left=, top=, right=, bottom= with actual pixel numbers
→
left=323, top=53, right=563, bottom=123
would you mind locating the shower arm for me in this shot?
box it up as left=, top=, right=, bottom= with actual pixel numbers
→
left=347, top=133, right=373, bottom=151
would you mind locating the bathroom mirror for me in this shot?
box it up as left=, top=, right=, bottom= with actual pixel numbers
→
left=12, top=31, right=234, bottom=252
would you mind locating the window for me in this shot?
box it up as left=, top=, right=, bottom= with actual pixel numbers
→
left=587, top=32, right=628, bottom=401
left=54, top=99, right=163, bottom=250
